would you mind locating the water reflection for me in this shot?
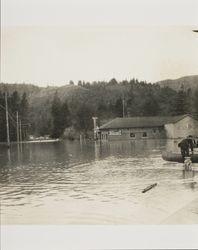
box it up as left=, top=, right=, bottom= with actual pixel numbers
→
left=182, top=170, right=196, bottom=190
left=0, top=139, right=181, bottom=168
left=0, top=139, right=198, bottom=224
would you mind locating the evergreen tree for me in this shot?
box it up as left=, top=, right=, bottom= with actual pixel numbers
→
left=0, top=92, right=6, bottom=142
left=158, top=87, right=177, bottom=115
left=78, top=80, right=82, bottom=86
left=185, top=88, right=193, bottom=115
left=10, top=91, right=20, bottom=113
left=108, top=78, right=118, bottom=86
left=97, top=102, right=108, bottom=119
left=20, top=93, right=29, bottom=120
left=69, top=80, right=74, bottom=85
left=8, top=91, right=20, bottom=141
left=113, top=98, right=123, bottom=117
left=51, top=94, right=71, bottom=138
left=172, top=87, right=188, bottom=115
left=74, top=104, right=94, bottom=135
left=141, top=90, right=160, bottom=116
left=20, top=93, right=29, bottom=140
left=51, top=93, right=63, bottom=138
left=61, top=100, right=71, bottom=130
left=126, top=84, right=136, bottom=116
left=193, top=90, right=198, bottom=119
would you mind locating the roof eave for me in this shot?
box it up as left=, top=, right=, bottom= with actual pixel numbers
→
left=99, top=125, right=165, bottom=130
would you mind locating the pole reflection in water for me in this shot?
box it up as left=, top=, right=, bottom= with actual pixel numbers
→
left=17, top=143, right=21, bottom=163
left=7, top=147, right=11, bottom=164
left=182, top=169, right=196, bottom=190
left=94, top=141, right=102, bottom=161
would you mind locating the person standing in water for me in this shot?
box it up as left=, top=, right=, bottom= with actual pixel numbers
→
left=178, top=135, right=194, bottom=162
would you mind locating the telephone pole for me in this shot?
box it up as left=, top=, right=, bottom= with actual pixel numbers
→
left=16, top=111, right=19, bottom=143
left=5, top=92, right=10, bottom=147
left=92, top=117, right=98, bottom=140
left=122, top=98, right=125, bottom=118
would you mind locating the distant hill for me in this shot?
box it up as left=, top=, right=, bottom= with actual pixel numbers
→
left=0, top=83, right=90, bottom=105
left=156, top=75, right=198, bottom=91
left=1, top=75, right=198, bottom=104
left=0, top=83, right=41, bottom=97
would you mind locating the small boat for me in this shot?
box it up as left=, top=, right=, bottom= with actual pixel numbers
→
left=162, top=151, right=198, bottom=163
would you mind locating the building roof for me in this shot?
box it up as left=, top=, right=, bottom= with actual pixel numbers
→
left=99, top=114, right=192, bottom=130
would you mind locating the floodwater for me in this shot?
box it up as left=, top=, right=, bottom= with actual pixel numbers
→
left=0, top=139, right=198, bottom=224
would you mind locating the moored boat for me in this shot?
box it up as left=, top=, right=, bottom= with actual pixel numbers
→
left=162, top=151, right=198, bottom=163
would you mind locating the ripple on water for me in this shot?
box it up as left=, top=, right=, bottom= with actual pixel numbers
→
left=1, top=140, right=198, bottom=224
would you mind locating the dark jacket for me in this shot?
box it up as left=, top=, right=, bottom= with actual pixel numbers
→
left=178, top=139, right=194, bottom=151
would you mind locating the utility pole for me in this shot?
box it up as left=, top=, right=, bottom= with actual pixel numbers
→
left=122, top=98, right=125, bottom=118
left=92, top=117, right=98, bottom=140
left=5, top=92, right=10, bottom=147
left=16, top=111, right=21, bottom=160
left=16, top=111, right=19, bottom=143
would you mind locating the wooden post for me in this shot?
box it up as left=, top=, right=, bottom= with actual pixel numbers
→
left=5, top=92, right=10, bottom=147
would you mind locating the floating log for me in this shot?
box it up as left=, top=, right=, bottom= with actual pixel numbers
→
left=142, top=183, right=157, bottom=193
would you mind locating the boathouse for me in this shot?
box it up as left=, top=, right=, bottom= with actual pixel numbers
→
left=98, top=114, right=198, bottom=140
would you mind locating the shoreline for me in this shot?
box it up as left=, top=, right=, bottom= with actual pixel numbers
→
left=0, top=139, right=60, bottom=145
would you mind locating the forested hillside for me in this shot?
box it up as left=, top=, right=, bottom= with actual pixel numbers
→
left=0, top=83, right=40, bottom=97
left=157, top=75, right=198, bottom=91
left=0, top=76, right=198, bottom=141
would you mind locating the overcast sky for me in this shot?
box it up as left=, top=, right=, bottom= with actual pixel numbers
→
left=1, top=0, right=198, bottom=86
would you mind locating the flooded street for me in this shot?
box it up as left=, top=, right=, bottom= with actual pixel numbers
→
left=0, top=139, right=198, bottom=224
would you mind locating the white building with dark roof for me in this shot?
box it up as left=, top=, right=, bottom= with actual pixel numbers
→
left=98, top=114, right=198, bottom=140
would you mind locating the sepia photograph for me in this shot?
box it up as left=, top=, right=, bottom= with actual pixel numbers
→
left=1, top=0, right=198, bottom=249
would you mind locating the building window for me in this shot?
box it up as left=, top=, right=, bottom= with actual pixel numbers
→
left=153, top=129, right=156, bottom=133
left=142, top=132, right=148, bottom=138
left=130, top=133, right=136, bottom=138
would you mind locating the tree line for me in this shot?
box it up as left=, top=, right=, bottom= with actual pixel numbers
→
left=0, top=79, right=198, bottom=142
left=47, top=79, right=198, bottom=140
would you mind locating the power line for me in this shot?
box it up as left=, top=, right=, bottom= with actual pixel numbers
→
left=0, top=103, right=17, bottom=127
